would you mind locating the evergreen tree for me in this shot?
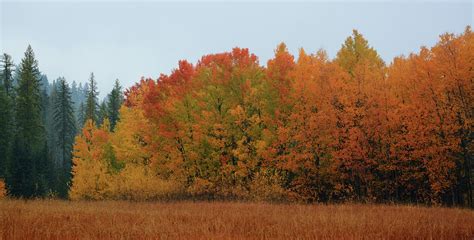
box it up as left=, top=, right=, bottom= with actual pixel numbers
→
left=9, top=45, right=50, bottom=197
left=78, top=101, right=86, bottom=128
left=47, top=80, right=59, bottom=165
left=0, top=53, right=15, bottom=179
left=107, top=79, right=123, bottom=131
left=97, top=100, right=108, bottom=127
left=1, top=53, right=15, bottom=97
left=71, top=81, right=84, bottom=123
left=85, top=72, right=99, bottom=124
left=40, top=75, right=52, bottom=164
left=39, top=74, right=52, bottom=131
left=0, top=86, right=12, bottom=179
left=82, top=82, right=89, bottom=101
left=71, top=81, right=78, bottom=94
left=52, top=77, right=76, bottom=197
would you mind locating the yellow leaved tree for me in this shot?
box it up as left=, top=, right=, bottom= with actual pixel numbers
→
left=69, top=120, right=114, bottom=200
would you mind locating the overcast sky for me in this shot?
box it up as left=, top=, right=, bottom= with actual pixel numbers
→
left=1, top=1, right=472, bottom=98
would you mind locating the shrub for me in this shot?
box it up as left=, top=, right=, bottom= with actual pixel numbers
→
left=0, top=179, right=6, bottom=199
left=249, top=170, right=287, bottom=202
left=112, top=164, right=184, bottom=200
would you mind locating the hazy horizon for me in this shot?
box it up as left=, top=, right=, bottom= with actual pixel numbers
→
left=1, top=1, right=472, bottom=98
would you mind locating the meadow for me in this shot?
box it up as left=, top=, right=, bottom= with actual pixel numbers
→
left=1, top=200, right=473, bottom=239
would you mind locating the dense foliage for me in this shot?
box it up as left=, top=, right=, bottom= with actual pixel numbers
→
left=69, top=28, right=473, bottom=206
left=0, top=46, right=123, bottom=198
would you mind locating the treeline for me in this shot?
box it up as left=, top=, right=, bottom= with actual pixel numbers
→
left=0, top=46, right=123, bottom=198
left=70, top=28, right=473, bottom=207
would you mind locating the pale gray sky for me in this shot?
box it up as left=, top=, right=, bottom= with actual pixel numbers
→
left=1, top=1, right=472, bottom=98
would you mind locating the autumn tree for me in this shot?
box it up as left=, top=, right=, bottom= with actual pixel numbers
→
left=430, top=27, right=473, bottom=206
left=333, top=30, right=386, bottom=201
left=69, top=120, right=113, bottom=200
left=267, top=49, right=348, bottom=201
left=386, top=27, right=473, bottom=205
left=68, top=27, right=473, bottom=206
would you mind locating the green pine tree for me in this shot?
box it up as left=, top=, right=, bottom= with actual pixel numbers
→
left=97, top=100, right=108, bottom=127
left=0, top=53, right=15, bottom=180
left=52, top=77, right=76, bottom=198
left=78, top=101, right=86, bottom=128
left=85, top=72, right=99, bottom=125
left=1, top=53, right=15, bottom=97
left=107, top=79, right=123, bottom=131
left=10, top=45, right=51, bottom=197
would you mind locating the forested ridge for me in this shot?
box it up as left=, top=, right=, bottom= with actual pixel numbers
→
left=0, top=28, right=472, bottom=207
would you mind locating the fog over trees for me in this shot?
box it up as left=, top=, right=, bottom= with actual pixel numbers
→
left=0, top=47, right=123, bottom=198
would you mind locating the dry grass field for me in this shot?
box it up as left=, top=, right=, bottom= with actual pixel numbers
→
left=0, top=200, right=473, bottom=240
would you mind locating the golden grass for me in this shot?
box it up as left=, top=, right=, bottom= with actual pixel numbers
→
left=0, top=200, right=473, bottom=240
